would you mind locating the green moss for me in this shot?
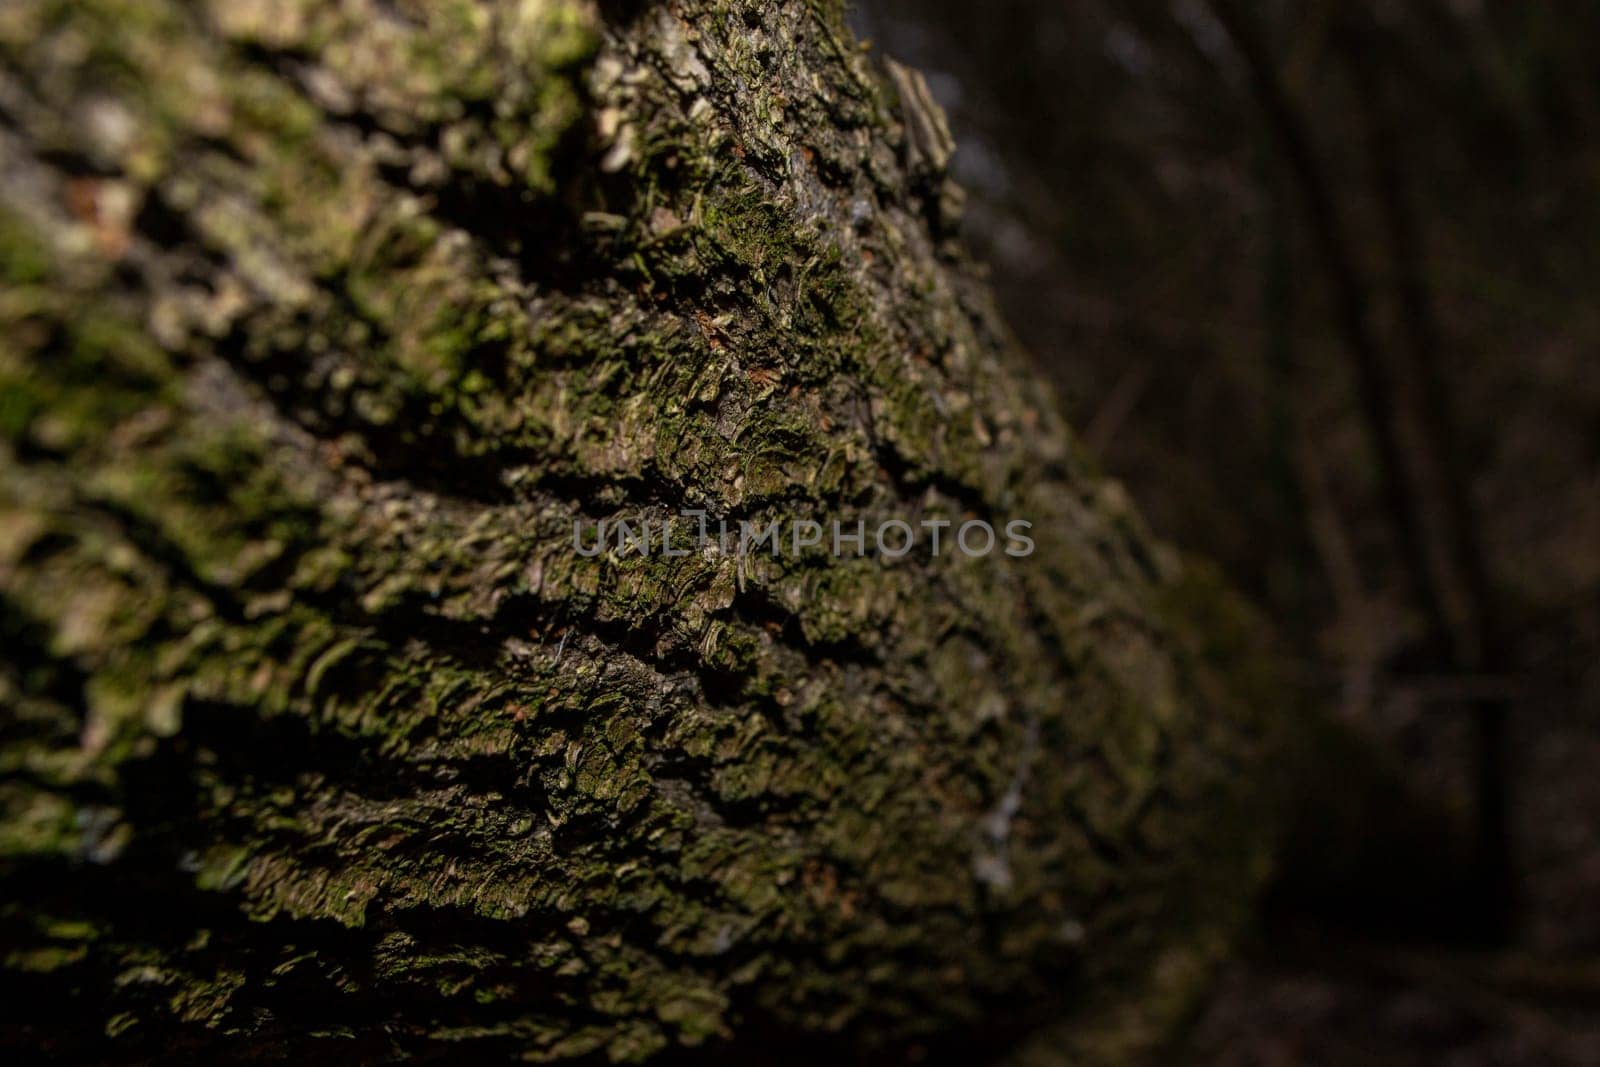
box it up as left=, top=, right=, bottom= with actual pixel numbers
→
left=0, top=210, right=52, bottom=286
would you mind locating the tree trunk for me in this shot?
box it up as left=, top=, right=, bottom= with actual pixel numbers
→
left=0, top=0, right=1285, bottom=1061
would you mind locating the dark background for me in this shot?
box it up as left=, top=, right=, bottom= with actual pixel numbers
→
left=852, top=1, right=1600, bottom=1062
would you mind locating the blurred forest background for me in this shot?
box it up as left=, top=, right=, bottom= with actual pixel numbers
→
left=852, top=1, right=1600, bottom=1063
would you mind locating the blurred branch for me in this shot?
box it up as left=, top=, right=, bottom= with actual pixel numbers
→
left=1083, top=362, right=1151, bottom=453
left=1203, top=0, right=1514, bottom=938
left=1344, top=20, right=1514, bottom=936
left=1199, top=0, right=1450, bottom=651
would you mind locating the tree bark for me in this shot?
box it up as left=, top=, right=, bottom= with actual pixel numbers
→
left=0, top=0, right=1286, bottom=1061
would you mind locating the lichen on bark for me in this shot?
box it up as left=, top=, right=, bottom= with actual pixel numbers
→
left=0, top=0, right=1288, bottom=1061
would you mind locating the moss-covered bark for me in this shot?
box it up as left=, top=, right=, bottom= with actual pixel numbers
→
left=0, top=0, right=1287, bottom=1061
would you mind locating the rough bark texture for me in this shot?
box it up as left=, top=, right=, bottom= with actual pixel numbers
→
left=0, top=0, right=1285, bottom=1062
